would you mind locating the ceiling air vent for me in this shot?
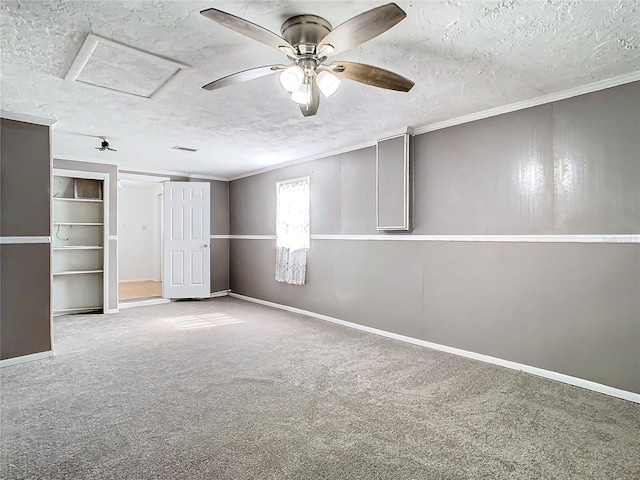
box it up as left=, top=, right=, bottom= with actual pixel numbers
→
left=172, top=146, right=198, bottom=152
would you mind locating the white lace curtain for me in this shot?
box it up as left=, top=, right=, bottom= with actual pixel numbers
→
left=275, top=177, right=310, bottom=285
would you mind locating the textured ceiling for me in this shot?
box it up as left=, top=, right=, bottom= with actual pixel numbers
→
left=1, top=1, right=639, bottom=178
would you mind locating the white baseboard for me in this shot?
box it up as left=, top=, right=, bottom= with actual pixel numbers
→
left=0, top=350, right=53, bottom=368
left=118, top=298, right=170, bottom=309
left=210, top=290, right=230, bottom=298
left=229, top=293, right=640, bottom=404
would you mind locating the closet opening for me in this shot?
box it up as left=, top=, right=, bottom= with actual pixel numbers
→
left=52, top=170, right=108, bottom=315
left=117, top=174, right=166, bottom=305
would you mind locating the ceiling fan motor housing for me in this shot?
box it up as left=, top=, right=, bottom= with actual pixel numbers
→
left=281, top=15, right=332, bottom=55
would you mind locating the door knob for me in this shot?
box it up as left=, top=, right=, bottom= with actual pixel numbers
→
left=203, top=244, right=209, bottom=248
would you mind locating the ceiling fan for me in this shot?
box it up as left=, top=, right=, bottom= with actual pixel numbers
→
left=200, top=3, right=414, bottom=117
left=95, top=137, right=117, bottom=152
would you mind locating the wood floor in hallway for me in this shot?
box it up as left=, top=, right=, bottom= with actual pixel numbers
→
left=118, top=280, right=162, bottom=301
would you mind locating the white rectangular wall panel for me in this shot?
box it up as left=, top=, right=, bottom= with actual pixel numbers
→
left=377, top=133, right=411, bottom=231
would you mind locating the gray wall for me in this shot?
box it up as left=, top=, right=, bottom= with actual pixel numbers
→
left=229, top=82, right=640, bottom=394
left=1, top=119, right=52, bottom=360
left=199, top=178, right=229, bottom=293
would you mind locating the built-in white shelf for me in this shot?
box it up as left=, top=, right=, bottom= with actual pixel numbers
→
left=53, top=269, right=104, bottom=276
left=54, top=222, right=103, bottom=226
left=52, top=174, right=106, bottom=315
left=53, top=197, right=103, bottom=203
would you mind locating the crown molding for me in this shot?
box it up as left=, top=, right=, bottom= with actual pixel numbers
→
left=1, top=110, right=58, bottom=127
left=377, top=126, right=415, bottom=141
left=52, top=155, right=229, bottom=181
left=53, top=154, right=120, bottom=166
left=229, top=71, right=639, bottom=181
left=121, top=166, right=228, bottom=182
left=412, top=70, right=640, bottom=135
left=23, top=71, right=640, bottom=183
left=188, top=173, right=229, bottom=182
left=229, top=141, right=375, bottom=181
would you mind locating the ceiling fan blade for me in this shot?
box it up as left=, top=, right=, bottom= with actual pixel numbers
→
left=329, top=61, right=414, bottom=92
left=203, top=65, right=287, bottom=91
left=201, top=8, right=295, bottom=54
left=300, top=81, right=320, bottom=117
left=318, top=3, right=406, bottom=57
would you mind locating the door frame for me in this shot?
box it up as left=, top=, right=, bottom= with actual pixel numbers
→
left=116, top=173, right=169, bottom=307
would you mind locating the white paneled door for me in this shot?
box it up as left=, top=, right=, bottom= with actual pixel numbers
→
left=163, top=182, right=210, bottom=299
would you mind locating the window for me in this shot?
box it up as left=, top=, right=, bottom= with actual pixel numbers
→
left=276, top=177, right=310, bottom=250
left=275, top=177, right=310, bottom=285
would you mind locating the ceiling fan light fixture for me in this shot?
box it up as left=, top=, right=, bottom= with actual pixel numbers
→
left=291, top=82, right=311, bottom=105
left=316, top=70, right=340, bottom=97
left=200, top=4, right=414, bottom=116
left=279, top=65, right=304, bottom=92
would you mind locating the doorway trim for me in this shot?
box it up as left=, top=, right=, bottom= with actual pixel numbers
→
left=119, top=173, right=170, bottom=183
left=117, top=172, right=168, bottom=308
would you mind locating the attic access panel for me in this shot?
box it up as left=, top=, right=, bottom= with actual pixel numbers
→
left=65, top=33, right=190, bottom=100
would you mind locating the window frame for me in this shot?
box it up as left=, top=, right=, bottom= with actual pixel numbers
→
left=275, top=176, right=311, bottom=250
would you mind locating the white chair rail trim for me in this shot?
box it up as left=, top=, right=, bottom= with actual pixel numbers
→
left=224, top=234, right=640, bottom=244
left=0, top=236, right=52, bottom=244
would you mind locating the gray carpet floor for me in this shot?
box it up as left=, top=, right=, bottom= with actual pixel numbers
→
left=1, top=297, right=639, bottom=480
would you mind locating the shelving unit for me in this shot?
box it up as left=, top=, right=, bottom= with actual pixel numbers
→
left=53, top=270, right=104, bottom=276
left=53, top=198, right=103, bottom=203
left=54, top=222, right=103, bottom=226
left=52, top=174, right=106, bottom=315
